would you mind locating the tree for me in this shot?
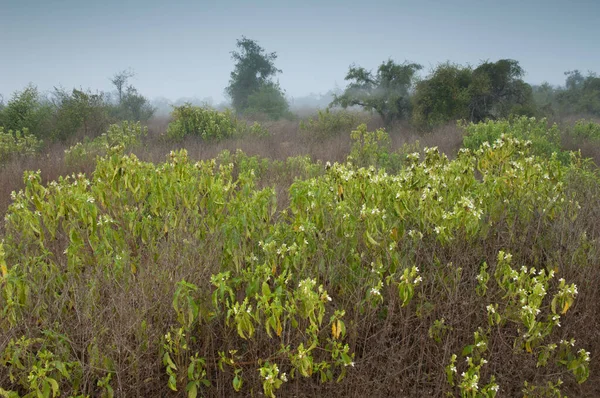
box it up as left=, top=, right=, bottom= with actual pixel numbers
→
left=556, top=71, right=600, bottom=116
left=331, top=60, right=422, bottom=126
left=50, top=87, right=111, bottom=141
left=532, top=82, right=558, bottom=116
left=225, top=37, right=283, bottom=113
left=469, top=59, right=535, bottom=121
left=411, top=63, right=473, bottom=127
left=108, top=69, right=155, bottom=122
left=117, top=85, right=155, bottom=121
left=1, top=84, right=53, bottom=137
left=111, top=69, right=135, bottom=104
left=412, top=59, right=535, bottom=129
left=244, top=82, right=291, bottom=120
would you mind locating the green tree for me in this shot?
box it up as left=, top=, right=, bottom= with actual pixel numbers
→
left=108, top=69, right=155, bottom=122
left=244, top=82, right=291, bottom=120
left=1, top=84, right=52, bottom=137
left=225, top=37, right=283, bottom=113
left=50, top=87, right=111, bottom=141
left=411, top=63, right=473, bottom=127
left=115, top=85, right=155, bottom=122
left=331, top=60, right=422, bottom=126
left=412, top=59, right=535, bottom=129
left=556, top=71, right=600, bottom=116
left=532, top=82, right=558, bottom=116
left=469, top=59, right=535, bottom=121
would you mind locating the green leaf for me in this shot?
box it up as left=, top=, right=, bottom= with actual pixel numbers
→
left=186, top=382, right=198, bottom=398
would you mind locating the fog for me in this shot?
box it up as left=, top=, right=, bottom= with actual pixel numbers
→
left=1, top=0, right=599, bottom=105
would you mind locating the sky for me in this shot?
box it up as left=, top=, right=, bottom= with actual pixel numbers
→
left=1, top=0, right=599, bottom=104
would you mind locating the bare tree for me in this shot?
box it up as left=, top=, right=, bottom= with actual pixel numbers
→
left=110, top=69, right=135, bottom=104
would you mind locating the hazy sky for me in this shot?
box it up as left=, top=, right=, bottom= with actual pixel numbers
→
left=1, top=0, right=599, bottom=103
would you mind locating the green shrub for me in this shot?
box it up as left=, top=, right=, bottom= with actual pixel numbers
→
left=299, top=108, right=364, bottom=141
left=0, top=127, right=43, bottom=164
left=50, top=88, right=111, bottom=142
left=244, top=83, right=292, bottom=121
left=166, top=104, right=240, bottom=141
left=64, top=121, right=146, bottom=167
left=1, top=134, right=595, bottom=396
left=571, top=119, right=600, bottom=141
left=1, top=84, right=52, bottom=138
left=462, top=116, right=569, bottom=162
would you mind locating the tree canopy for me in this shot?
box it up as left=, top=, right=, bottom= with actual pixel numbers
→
left=412, top=59, right=535, bottom=129
left=331, top=60, right=422, bottom=126
left=225, top=37, right=284, bottom=114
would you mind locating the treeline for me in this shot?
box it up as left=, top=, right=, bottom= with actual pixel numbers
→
left=223, top=37, right=600, bottom=129
left=1, top=36, right=599, bottom=146
left=0, top=70, right=154, bottom=144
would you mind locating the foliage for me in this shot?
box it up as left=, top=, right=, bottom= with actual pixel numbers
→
left=532, top=82, right=559, bottom=116
left=347, top=124, right=402, bottom=171
left=110, top=69, right=135, bottom=104
left=0, top=84, right=53, bottom=138
left=0, top=127, right=43, bottom=164
left=166, top=104, right=269, bottom=141
left=50, top=87, right=111, bottom=141
left=570, top=119, right=600, bottom=141
left=462, top=116, right=569, bottom=162
left=299, top=108, right=365, bottom=141
left=244, top=82, right=292, bottom=121
left=556, top=71, right=600, bottom=116
left=412, top=60, right=535, bottom=129
left=108, top=85, right=155, bottom=122
left=331, top=60, right=422, bottom=126
left=470, top=59, right=536, bottom=121
left=411, top=63, right=473, bottom=128
left=225, top=37, right=283, bottom=113
left=166, top=104, right=240, bottom=141
left=0, top=120, right=596, bottom=395
left=64, top=121, right=146, bottom=167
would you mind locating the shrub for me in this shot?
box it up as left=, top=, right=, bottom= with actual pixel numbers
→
left=0, top=135, right=596, bottom=396
left=299, top=108, right=364, bottom=141
left=166, top=104, right=240, bottom=141
left=570, top=119, right=600, bottom=141
left=1, top=84, right=52, bottom=138
left=0, top=127, right=43, bottom=164
left=244, top=83, right=292, bottom=121
left=462, top=116, right=569, bottom=162
left=50, top=88, right=111, bottom=142
left=64, top=121, right=146, bottom=167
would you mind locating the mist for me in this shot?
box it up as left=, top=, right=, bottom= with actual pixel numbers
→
left=2, top=0, right=600, bottom=105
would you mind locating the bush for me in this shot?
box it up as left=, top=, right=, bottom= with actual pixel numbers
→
left=64, top=121, right=146, bottom=167
left=244, top=83, right=292, bottom=121
left=299, top=108, right=364, bottom=141
left=166, top=104, right=240, bottom=141
left=462, top=116, right=569, bottom=162
left=1, top=84, right=52, bottom=138
left=50, top=88, right=112, bottom=142
left=0, top=135, right=596, bottom=396
left=108, top=86, right=155, bottom=122
left=0, top=127, right=43, bottom=164
left=570, top=119, right=600, bottom=141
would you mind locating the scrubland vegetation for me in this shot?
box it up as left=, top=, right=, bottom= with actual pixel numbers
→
left=1, top=37, right=600, bottom=397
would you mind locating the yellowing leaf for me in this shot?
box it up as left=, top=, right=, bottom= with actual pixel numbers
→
left=562, top=301, right=570, bottom=314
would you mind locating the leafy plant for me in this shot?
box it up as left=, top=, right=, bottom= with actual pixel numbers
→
left=0, top=127, right=43, bottom=164
left=299, top=108, right=364, bottom=141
